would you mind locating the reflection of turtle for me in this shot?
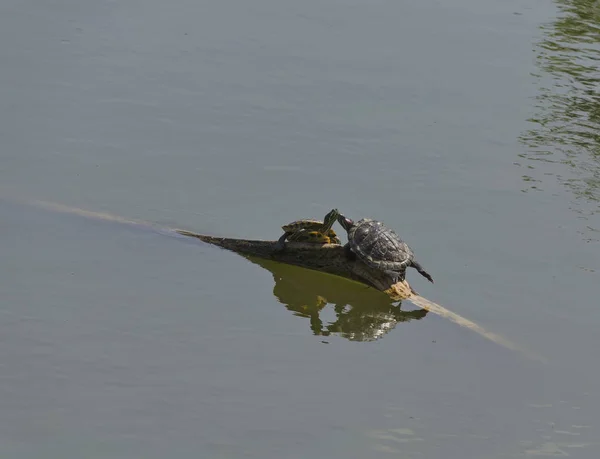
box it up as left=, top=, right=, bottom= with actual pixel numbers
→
left=326, top=303, right=428, bottom=342
left=333, top=209, right=434, bottom=284
left=247, top=255, right=428, bottom=342
left=275, top=209, right=341, bottom=251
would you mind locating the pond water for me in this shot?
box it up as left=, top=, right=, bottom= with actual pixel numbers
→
left=1, top=0, right=599, bottom=458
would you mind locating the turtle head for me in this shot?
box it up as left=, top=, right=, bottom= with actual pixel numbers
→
left=337, top=213, right=354, bottom=232
left=322, top=208, right=340, bottom=231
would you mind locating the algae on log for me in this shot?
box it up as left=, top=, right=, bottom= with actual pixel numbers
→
left=175, top=230, right=414, bottom=301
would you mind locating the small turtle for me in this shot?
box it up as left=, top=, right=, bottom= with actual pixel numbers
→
left=275, top=209, right=341, bottom=251
left=332, top=209, right=434, bottom=284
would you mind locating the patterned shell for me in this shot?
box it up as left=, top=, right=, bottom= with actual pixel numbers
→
left=347, top=219, right=414, bottom=270
left=282, top=219, right=325, bottom=232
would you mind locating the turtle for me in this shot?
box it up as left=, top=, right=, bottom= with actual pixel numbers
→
left=275, top=209, right=341, bottom=251
left=331, top=209, right=434, bottom=284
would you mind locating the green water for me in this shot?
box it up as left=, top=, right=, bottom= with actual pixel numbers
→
left=1, top=0, right=599, bottom=457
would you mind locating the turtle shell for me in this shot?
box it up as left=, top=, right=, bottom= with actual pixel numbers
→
left=282, top=219, right=341, bottom=245
left=282, top=219, right=325, bottom=233
left=288, top=230, right=341, bottom=244
left=347, top=219, right=414, bottom=272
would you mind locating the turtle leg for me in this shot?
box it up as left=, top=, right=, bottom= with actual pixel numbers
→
left=410, top=260, right=434, bottom=283
left=343, top=243, right=357, bottom=261
left=384, top=270, right=401, bottom=284
left=274, top=232, right=292, bottom=252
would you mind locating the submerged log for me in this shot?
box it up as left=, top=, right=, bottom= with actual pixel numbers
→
left=175, top=230, right=414, bottom=301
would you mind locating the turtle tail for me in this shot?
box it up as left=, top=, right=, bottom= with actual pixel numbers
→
left=410, top=260, right=434, bottom=283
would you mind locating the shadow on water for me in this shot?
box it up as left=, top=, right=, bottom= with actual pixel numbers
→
left=245, top=256, right=428, bottom=342
left=520, top=0, right=600, bottom=234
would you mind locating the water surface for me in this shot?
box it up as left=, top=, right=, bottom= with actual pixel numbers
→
left=1, top=0, right=599, bottom=458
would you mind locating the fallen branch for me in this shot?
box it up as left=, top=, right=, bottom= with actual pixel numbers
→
left=22, top=198, right=546, bottom=361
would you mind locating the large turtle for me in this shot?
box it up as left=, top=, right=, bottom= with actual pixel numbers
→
left=332, top=209, right=434, bottom=284
left=275, top=209, right=341, bottom=251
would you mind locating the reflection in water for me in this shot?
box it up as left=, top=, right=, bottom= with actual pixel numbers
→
left=520, top=0, right=600, bottom=226
left=246, top=256, right=428, bottom=342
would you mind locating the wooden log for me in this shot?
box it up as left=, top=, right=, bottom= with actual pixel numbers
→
left=23, top=198, right=545, bottom=361
left=175, top=230, right=414, bottom=301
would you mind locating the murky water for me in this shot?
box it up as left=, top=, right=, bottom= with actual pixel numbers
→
left=1, top=0, right=599, bottom=457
